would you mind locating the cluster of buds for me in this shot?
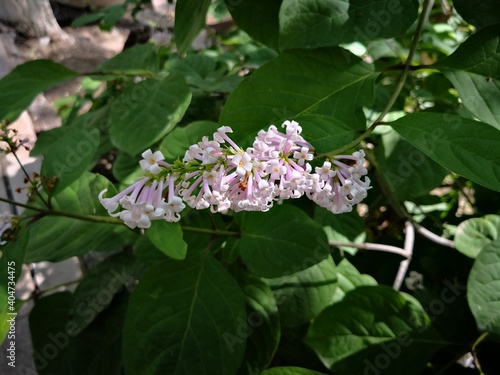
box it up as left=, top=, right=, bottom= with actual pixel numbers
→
left=99, top=121, right=371, bottom=229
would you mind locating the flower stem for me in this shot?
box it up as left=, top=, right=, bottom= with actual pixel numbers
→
left=0, top=196, right=242, bottom=237
left=182, top=226, right=240, bottom=237
left=318, top=0, right=433, bottom=159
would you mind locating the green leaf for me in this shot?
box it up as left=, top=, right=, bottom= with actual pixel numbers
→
left=467, top=239, right=500, bottom=335
left=41, top=127, right=100, bottom=194
left=262, top=367, right=328, bottom=375
left=0, top=60, right=78, bottom=122
left=29, top=291, right=128, bottom=375
left=71, top=12, right=106, bottom=27
left=234, top=270, right=280, bottom=374
left=226, top=0, right=282, bottom=50
left=392, top=113, right=500, bottom=192
left=66, top=292, right=129, bottom=375
left=70, top=253, right=136, bottom=333
left=453, top=0, right=500, bottom=29
left=455, top=215, right=500, bottom=258
left=266, top=255, right=337, bottom=327
left=109, top=74, right=192, bottom=155
left=314, top=206, right=366, bottom=255
left=123, top=249, right=247, bottom=375
left=96, top=44, right=161, bottom=77
left=147, top=220, right=188, bottom=260
left=279, top=0, right=419, bottom=50
left=375, top=129, right=448, bottom=200
left=220, top=47, right=377, bottom=143
left=437, top=26, right=500, bottom=129
left=23, top=173, right=136, bottom=262
left=332, top=258, right=377, bottom=303
left=29, top=292, right=74, bottom=374
left=175, top=0, right=212, bottom=54
left=305, top=286, right=442, bottom=374
left=237, top=205, right=330, bottom=278
left=160, top=121, right=220, bottom=160
left=0, top=234, right=29, bottom=343
left=296, top=114, right=357, bottom=155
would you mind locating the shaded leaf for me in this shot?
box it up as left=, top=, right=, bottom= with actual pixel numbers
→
left=455, top=215, right=500, bottom=258
left=392, top=113, right=500, bottom=192
left=226, top=0, right=282, bottom=50
left=266, top=256, right=337, bottom=327
left=123, top=249, right=246, bottom=375
left=437, top=26, right=500, bottom=129
left=220, top=48, right=377, bottom=144
left=109, top=74, right=192, bottom=155
left=305, top=286, right=443, bottom=374
left=237, top=205, right=330, bottom=278
left=175, top=0, right=212, bottom=54
left=453, top=0, right=500, bottom=29
left=376, top=129, right=448, bottom=200
left=279, top=0, right=419, bottom=50
left=0, top=60, right=78, bottom=122
left=23, top=173, right=136, bottom=262
left=234, top=270, right=280, bottom=374
left=147, top=220, right=188, bottom=260
left=41, top=127, right=100, bottom=194
left=467, top=239, right=500, bottom=335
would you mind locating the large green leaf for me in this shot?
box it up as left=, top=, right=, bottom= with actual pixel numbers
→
left=29, top=291, right=128, bottom=375
left=453, top=0, right=500, bottom=29
left=237, top=205, right=330, bottom=278
left=234, top=270, right=280, bottom=374
left=160, top=121, right=220, bottom=160
left=455, top=215, right=500, bottom=258
left=279, top=0, right=419, bottom=50
left=220, top=47, right=377, bottom=143
left=467, top=239, right=500, bottom=335
left=392, top=113, right=500, bottom=192
left=96, top=43, right=161, bottom=77
left=23, top=173, right=136, bottom=262
left=305, top=286, right=443, bottom=374
left=147, top=220, right=188, bottom=260
left=266, top=256, right=337, bottom=327
left=437, top=26, right=500, bottom=129
left=225, top=0, right=282, bottom=50
left=0, top=60, right=78, bottom=122
left=375, top=129, right=448, bottom=200
left=29, top=292, right=74, bottom=374
left=70, top=253, right=137, bottom=333
left=262, top=367, right=327, bottom=375
left=0, top=234, right=28, bottom=344
left=332, top=258, right=377, bottom=303
left=41, top=127, right=100, bottom=194
left=174, top=0, right=212, bottom=54
left=109, top=74, right=192, bottom=155
left=295, top=114, right=357, bottom=155
left=123, top=249, right=246, bottom=375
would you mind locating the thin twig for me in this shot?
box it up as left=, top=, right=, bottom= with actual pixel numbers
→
left=318, top=0, right=433, bottom=159
left=329, top=240, right=410, bottom=258
left=393, top=221, right=415, bottom=290
left=414, top=222, right=455, bottom=248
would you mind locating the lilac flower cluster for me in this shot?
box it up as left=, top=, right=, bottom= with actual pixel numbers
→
left=99, top=121, right=371, bottom=229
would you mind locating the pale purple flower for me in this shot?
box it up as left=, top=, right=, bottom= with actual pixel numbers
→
left=139, top=149, right=166, bottom=175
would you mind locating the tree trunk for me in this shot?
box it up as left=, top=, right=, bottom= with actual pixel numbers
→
left=0, top=0, right=66, bottom=39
